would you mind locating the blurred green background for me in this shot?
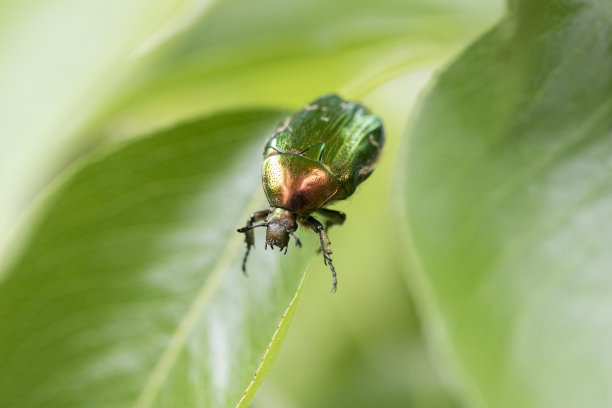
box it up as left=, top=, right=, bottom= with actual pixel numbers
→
left=13, top=0, right=600, bottom=407
left=6, top=0, right=612, bottom=406
left=6, top=0, right=612, bottom=407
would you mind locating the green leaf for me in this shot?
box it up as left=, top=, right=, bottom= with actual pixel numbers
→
left=0, top=0, right=213, bottom=256
left=94, top=0, right=504, bottom=140
left=402, top=1, right=612, bottom=407
left=0, top=110, right=317, bottom=407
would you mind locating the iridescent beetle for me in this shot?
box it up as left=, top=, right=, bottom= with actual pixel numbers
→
left=237, top=94, right=384, bottom=291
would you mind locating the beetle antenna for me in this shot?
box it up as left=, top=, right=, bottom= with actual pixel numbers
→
left=237, top=223, right=268, bottom=233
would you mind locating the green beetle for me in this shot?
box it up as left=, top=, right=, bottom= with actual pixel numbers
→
left=237, top=94, right=384, bottom=291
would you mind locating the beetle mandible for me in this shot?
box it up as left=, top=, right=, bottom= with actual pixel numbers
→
left=237, top=94, right=384, bottom=291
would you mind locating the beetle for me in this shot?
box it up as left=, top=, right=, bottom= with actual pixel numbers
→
left=237, top=94, right=384, bottom=291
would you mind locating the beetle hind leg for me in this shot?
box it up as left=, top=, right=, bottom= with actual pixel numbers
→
left=303, top=216, right=338, bottom=292
left=237, top=209, right=270, bottom=274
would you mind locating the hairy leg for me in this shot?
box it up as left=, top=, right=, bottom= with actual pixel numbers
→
left=301, top=215, right=337, bottom=292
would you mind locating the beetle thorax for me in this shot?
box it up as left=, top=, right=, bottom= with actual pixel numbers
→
left=262, top=154, right=339, bottom=214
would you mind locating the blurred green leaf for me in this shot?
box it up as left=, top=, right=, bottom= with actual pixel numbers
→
left=0, top=0, right=508, bottom=406
left=0, top=110, right=318, bottom=407
left=99, top=0, right=503, bottom=140
left=0, top=0, right=215, bottom=257
left=403, top=1, right=612, bottom=407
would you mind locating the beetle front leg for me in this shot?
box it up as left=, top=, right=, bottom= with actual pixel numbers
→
left=303, top=216, right=337, bottom=292
left=289, top=231, right=302, bottom=248
left=312, top=208, right=345, bottom=255
left=237, top=209, right=270, bottom=274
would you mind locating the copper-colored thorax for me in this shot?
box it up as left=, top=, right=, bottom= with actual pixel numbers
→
left=262, top=154, right=339, bottom=214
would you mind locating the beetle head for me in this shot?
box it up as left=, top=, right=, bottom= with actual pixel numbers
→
left=266, top=208, right=297, bottom=249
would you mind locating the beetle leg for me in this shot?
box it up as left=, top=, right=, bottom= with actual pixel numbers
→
left=289, top=231, right=302, bottom=247
left=237, top=209, right=270, bottom=274
left=312, top=209, right=345, bottom=253
left=314, top=208, right=346, bottom=231
left=303, top=216, right=337, bottom=292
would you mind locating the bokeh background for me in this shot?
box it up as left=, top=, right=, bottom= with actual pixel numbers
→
left=1, top=1, right=509, bottom=407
